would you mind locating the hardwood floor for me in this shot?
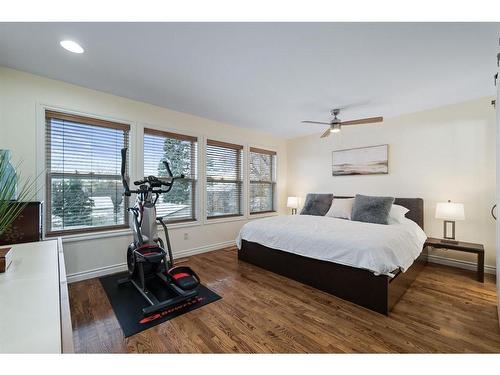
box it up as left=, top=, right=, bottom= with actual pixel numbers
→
left=69, top=246, right=500, bottom=353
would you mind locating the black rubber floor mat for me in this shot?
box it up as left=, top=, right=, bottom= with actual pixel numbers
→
left=100, top=271, right=221, bottom=337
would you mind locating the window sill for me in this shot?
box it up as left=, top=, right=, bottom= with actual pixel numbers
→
left=50, top=220, right=203, bottom=244
left=204, top=215, right=247, bottom=226
left=247, top=211, right=279, bottom=220
left=157, top=220, right=201, bottom=230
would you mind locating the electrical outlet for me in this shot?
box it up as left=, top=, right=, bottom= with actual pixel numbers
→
left=183, top=233, right=189, bottom=240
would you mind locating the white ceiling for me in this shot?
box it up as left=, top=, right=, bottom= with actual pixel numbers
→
left=1, top=22, right=499, bottom=138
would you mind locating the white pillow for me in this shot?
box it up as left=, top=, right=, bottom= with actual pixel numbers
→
left=325, top=198, right=355, bottom=220
left=388, top=204, right=409, bottom=224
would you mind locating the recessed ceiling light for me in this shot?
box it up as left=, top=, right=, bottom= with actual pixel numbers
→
left=60, top=40, right=84, bottom=54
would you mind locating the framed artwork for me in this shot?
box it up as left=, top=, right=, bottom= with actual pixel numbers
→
left=332, top=144, right=388, bottom=176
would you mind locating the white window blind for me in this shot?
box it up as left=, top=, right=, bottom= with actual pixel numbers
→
left=45, top=110, right=130, bottom=235
left=206, top=140, right=243, bottom=219
left=249, top=147, right=276, bottom=214
left=144, top=128, right=197, bottom=223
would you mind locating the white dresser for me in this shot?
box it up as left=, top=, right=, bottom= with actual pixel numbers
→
left=0, top=239, right=73, bottom=353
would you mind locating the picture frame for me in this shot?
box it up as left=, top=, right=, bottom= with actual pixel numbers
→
left=332, top=144, right=388, bottom=176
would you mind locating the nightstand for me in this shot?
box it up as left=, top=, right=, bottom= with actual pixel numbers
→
left=424, top=237, right=484, bottom=282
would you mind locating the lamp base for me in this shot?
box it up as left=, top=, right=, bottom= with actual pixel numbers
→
left=443, top=220, right=456, bottom=243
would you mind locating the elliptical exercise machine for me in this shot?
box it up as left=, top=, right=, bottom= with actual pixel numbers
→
left=118, top=148, right=200, bottom=316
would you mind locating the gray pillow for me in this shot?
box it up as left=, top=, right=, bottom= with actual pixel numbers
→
left=300, top=193, right=333, bottom=216
left=351, top=194, right=395, bottom=225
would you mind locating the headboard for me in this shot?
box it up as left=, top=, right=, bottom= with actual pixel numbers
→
left=392, top=198, right=424, bottom=230
left=302, top=194, right=424, bottom=230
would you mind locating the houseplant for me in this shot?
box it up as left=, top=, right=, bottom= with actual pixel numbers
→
left=0, top=150, right=38, bottom=237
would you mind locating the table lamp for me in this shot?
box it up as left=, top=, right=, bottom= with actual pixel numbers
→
left=435, top=200, right=465, bottom=244
left=287, top=196, right=299, bottom=215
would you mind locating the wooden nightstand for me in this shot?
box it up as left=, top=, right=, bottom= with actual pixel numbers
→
left=424, top=237, right=485, bottom=282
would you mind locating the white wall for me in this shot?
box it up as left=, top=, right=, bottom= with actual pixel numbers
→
left=496, top=78, right=500, bottom=320
left=1, top=65, right=496, bottom=278
left=287, top=97, right=497, bottom=270
left=0, top=66, right=287, bottom=281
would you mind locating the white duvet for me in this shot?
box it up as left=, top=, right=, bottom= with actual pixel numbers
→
left=236, top=215, right=427, bottom=276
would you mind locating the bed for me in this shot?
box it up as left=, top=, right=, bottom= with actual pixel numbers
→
left=236, top=196, right=427, bottom=315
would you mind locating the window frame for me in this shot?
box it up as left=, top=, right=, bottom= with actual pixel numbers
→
left=143, top=127, right=198, bottom=224
left=39, top=106, right=281, bottom=239
left=205, top=139, right=244, bottom=220
left=44, top=110, right=131, bottom=237
left=249, top=147, right=277, bottom=215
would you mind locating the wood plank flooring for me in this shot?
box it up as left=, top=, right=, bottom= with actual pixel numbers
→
left=69, top=246, right=500, bottom=353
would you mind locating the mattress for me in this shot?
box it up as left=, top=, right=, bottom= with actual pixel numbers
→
left=236, top=214, right=427, bottom=276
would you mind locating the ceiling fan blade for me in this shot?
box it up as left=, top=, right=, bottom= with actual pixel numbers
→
left=320, top=128, right=331, bottom=138
left=330, top=100, right=371, bottom=112
left=301, top=120, right=331, bottom=125
left=340, top=116, right=383, bottom=126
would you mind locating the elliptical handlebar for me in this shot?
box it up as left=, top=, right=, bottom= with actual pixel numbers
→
left=120, top=147, right=184, bottom=196
left=159, top=159, right=184, bottom=193
left=163, top=159, right=173, bottom=179
left=121, top=148, right=132, bottom=196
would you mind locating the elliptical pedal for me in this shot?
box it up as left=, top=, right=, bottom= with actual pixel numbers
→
left=167, top=266, right=200, bottom=291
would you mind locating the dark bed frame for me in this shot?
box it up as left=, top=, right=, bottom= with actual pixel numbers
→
left=238, top=196, right=427, bottom=315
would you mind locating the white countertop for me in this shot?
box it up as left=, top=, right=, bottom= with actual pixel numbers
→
left=0, top=240, right=61, bottom=353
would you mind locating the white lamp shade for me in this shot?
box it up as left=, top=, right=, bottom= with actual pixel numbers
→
left=435, top=202, right=465, bottom=221
left=287, top=196, right=299, bottom=209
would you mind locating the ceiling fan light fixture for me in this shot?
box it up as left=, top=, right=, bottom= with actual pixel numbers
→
left=302, top=107, right=383, bottom=139
left=330, top=123, right=341, bottom=133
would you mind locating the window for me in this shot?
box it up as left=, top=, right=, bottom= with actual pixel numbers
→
left=45, top=110, right=130, bottom=235
left=206, top=140, right=243, bottom=219
left=249, top=147, right=276, bottom=214
left=144, top=128, right=197, bottom=223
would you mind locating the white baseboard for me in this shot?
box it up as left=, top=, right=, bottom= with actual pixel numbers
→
left=427, top=254, right=496, bottom=275
left=173, top=240, right=235, bottom=259
left=67, top=240, right=236, bottom=283
left=67, top=262, right=129, bottom=283
left=68, top=241, right=495, bottom=283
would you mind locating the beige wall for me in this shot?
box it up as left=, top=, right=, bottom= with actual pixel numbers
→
left=287, top=97, right=496, bottom=270
left=0, top=66, right=287, bottom=280
left=1, top=65, right=496, bottom=278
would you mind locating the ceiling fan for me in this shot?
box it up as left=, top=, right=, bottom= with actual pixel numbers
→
left=301, top=108, right=383, bottom=138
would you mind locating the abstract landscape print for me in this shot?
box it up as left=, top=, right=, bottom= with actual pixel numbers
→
left=332, top=144, right=388, bottom=176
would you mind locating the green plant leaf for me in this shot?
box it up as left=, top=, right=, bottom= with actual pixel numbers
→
left=0, top=153, right=41, bottom=237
